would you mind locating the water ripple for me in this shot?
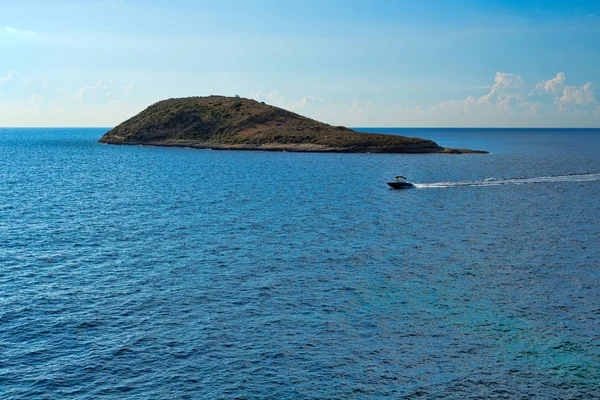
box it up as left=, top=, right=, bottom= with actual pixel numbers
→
left=0, top=128, right=599, bottom=398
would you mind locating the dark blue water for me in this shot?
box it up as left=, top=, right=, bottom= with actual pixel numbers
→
left=1, top=128, right=599, bottom=399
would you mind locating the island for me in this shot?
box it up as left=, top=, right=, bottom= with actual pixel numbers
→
left=99, top=96, right=487, bottom=154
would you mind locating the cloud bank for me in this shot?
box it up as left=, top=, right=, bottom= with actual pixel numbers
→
left=304, top=72, right=599, bottom=127
left=436, top=72, right=596, bottom=120
left=0, top=72, right=140, bottom=126
left=1, top=70, right=598, bottom=127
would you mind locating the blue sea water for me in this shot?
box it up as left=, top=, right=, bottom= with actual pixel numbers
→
left=1, top=127, right=599, bottom=399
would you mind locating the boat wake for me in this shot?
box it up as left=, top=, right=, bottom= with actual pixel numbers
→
left=413, top=173, right=600, bottom=189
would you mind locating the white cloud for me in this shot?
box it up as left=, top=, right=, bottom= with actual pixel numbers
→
left=476, top=72, right=524, bottom=108
left=527, top=72, right=595, bottom=111
left=0, top=76, right=143, bottom=126
left=4, top=26, right=38, bottom=37
left=432, top=95, right=477, bottom=114
left=320, top=71, right=599, bottom=127
left=28, top=94, right=45, bottom=109
left=298, top=95, right=325, bottom=107
left=74, top=80, right=112, bottom=102
left=0, top=70, right=16, bottom=85
left=264, top=91, right=280, bottom=101
left=29, top=94, right=44, bottom=103
left=249, top=91, right=325, bottom=112
left=249, top=90, right=285, bottom=105
left=427, top=71, right=597, bottom=121
left=403, top=71, right=530, bottom=118
left=560, top=82, right=594, bottom=108
left=531, top=72, right=566, bottom=95
left=0, top=70, right=47, bottom=88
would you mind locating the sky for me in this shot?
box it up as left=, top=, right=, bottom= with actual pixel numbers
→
left=1, top=0, right=599, bottom=127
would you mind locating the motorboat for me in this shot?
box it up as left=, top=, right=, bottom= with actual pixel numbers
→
left=387, top=176, right=415, bottom=189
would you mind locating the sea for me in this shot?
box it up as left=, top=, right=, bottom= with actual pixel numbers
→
left=1, top=127, right=599, bottom=399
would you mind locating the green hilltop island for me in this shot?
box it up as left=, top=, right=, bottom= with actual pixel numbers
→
left=99, top=96, right=487, bottom=154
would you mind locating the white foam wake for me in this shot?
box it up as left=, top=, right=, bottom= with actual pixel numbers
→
left=413, top=173, right=600, bottom=189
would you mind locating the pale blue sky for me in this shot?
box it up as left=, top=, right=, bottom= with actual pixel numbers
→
left=1, top=0, right=599, bottom=127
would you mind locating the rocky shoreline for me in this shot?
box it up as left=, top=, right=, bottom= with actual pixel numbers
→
left=100, top=139, right=486, bottom=154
